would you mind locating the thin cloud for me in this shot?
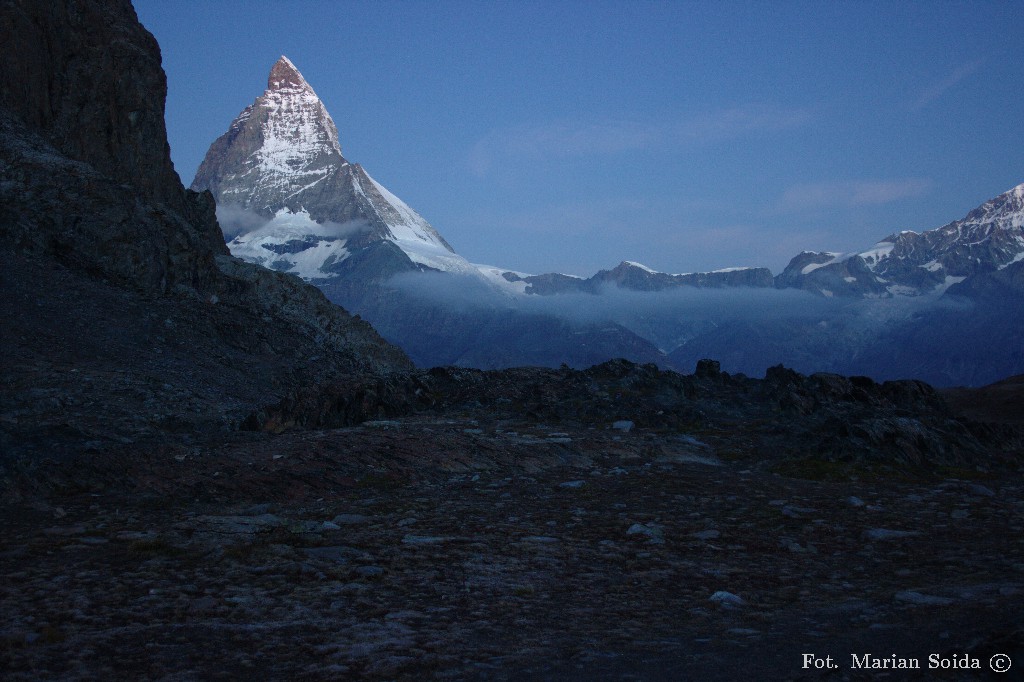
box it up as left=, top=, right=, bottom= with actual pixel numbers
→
left=774, top=178, right=933, bottom=213
left=909, top=59, right=984, bottom=111
left=468, top=104, right=813, bottom=176
left=674, top=105, right=814, bottom=142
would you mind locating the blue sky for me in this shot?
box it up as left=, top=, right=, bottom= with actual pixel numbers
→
left=134, top=0, right=1023, bottom=276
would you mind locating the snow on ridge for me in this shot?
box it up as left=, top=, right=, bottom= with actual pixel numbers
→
left=474, top=264, right=533, bottom=279
left=254, top=85, right=341, bottom=180
left=277, top=55, right=299, bottom=72
left=1000, top=251, right=1024, bottom=270
left=225, top=208, right=353, bottom=280
left=857, top=241, right=895, bottom=268
left=245, top=57, right=345, bottom=197
left=800, top=255, right=840, bottom=275
left=364, top=171, right=440, bottom=242
left=474, top=265, right=531, bottom=295
left=349, top=169, right=481, bottom=277
left=623, top=261, right=658, bottom=273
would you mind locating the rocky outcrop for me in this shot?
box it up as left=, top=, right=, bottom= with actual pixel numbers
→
left=0, top=0, right=412, bottom=459
left=0, top=0, right=226, bottom=294
left=0, top=0, right=188, bottom=210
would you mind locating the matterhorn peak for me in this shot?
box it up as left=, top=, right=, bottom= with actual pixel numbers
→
left=267, top=55, right=310, bottom=92
left=193, top=55, right=478, bottom=281
left=191, top=55, right=346, bottom=215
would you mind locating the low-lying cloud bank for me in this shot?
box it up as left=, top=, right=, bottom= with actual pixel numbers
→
left=388, top=269, right=972, bottom=357
left=216, top=204, right=371, bottom=241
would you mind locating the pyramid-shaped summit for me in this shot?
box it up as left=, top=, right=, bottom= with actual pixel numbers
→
left=192, top=56, right=473, bottom=279
left=192, top=55, right=346, bottom=219
left=267, top=54, right=311, bottom=91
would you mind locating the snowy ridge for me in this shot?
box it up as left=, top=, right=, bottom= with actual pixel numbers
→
left=781, top=181, right=1024, bottom=297
left=622, top=260, right=658, bottom=273
left=857, top=241, right=895, bottom=268
left=711, top=266, right=758, bottom=273
left=475, top=264, right=531, bottom=294
left=350, top=167, right=481, bottom=276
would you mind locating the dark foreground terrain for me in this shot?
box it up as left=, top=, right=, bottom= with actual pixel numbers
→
left=3, top=364, right=1024, bottom=681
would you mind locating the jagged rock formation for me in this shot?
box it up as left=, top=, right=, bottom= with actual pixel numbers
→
left=0, top=0, right=412, bottom=459
left=777, top=183, right=1024, bottom=298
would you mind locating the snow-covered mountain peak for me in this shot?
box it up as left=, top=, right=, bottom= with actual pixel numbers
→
left=778, top=180, right=1024, bottom=297
left=194, top=56, right=487, bottom=282
left=621, top=260, right=659, bottom=274
left=191, top=56, right=346, bottom=217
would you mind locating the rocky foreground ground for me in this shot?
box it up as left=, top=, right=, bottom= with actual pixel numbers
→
left=3, top=367, right=1023, bottom=681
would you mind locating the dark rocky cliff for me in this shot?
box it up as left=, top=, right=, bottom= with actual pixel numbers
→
left=0, top=0, right=187, bottom=210
left=0, top=0, right=412, bottom=458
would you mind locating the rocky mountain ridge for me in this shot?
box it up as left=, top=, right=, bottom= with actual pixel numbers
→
left=776, top=182, right=1024, bottom=298
left=0, top=0, right=411, bottom=460
left=517, top=181, right=1024, bottom=300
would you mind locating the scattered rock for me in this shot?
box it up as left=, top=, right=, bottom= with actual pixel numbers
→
left=894, top=591, right=955, bottom=606
left=967, top=484, right=996, bottom=497
left=626, top=523, right=664, bottom=544
left=709, top=591, right=745, bottom=608
left=332, top=514, right=370, bottom=525
left=401, top=535, right=451, bottom=545
left=355, top=566, right=385, bottom=577
left=781, top=505, right=817, bottom=518
left=692, top=530, right=720, bottom=540
left=864, top=528, right=920, bottom=541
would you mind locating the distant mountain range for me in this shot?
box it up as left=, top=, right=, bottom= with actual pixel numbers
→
left=192, top=56, right=1024, bottom=386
